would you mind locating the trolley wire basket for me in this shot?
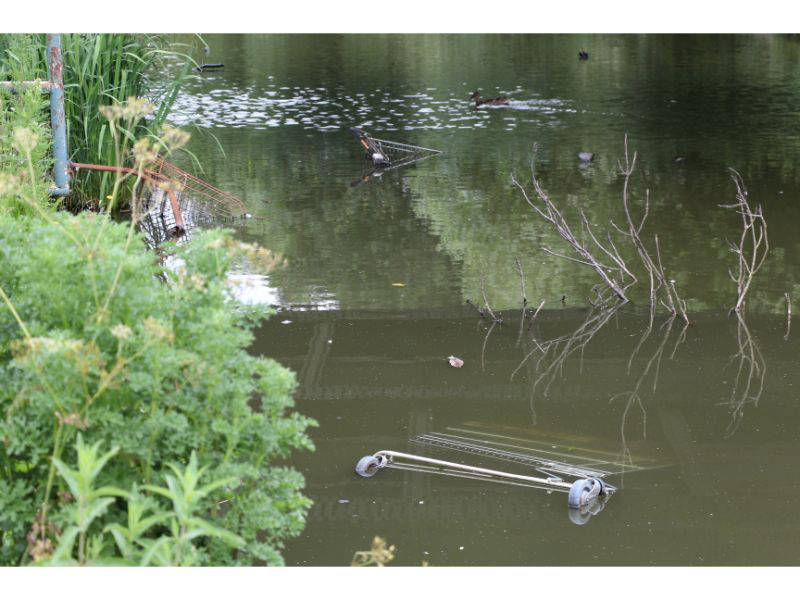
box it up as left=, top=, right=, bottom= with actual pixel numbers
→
left=138, top=158, right=250, bottom=246
left=350, top=127, right=442, bottom=170
left=70, top=156, right=250, bottom=247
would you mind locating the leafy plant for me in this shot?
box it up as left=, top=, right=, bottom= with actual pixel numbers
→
left=45, top=434, right=127, bottom=565
left=0, top=94, right=315, bottom=566
left=42, top=436, right=244, bottom=566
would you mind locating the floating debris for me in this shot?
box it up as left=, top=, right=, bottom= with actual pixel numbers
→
left=447, top=356, right=464, bottom=368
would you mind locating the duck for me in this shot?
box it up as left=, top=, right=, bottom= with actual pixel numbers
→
left=470, top=91, right=510, bottom=108
left=579, top=49, right=589, bottom=61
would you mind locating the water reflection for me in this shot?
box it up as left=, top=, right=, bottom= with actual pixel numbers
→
left=166, top=34, right=800, bottom=314
left=250, top=306, right=800, bottom=565
left=140, top=33, right=800, bottom=565
left=722, top=313, right=766, bottom=437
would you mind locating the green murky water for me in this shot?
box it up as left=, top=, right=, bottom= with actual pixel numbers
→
left=167, top=34, right=800, bottom=565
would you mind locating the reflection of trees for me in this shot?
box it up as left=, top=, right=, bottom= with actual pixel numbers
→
left=722, top=312, right=766, bottom=437
left=173, top=33, right=800, bottom=313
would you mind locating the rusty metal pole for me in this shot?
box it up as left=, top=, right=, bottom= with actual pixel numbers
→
left=46, top=34, right=70, bottom=197
left=166, top=190, right=186, bottom=236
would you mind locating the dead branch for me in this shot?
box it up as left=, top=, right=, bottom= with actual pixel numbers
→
left=512, top=139, right=689, bottom=320
left=514, top=257, right=527, bottom=307
left=612, top=136, right=689, bottom=324
left=511, top=148, right=631, bottom=302
left=480, top=277, right=502, bottom=323
left=515, top=258, right=528, bottom=346
left=722, top=170, right=769, bottom=314
left=526, top=299, right=546, bottom=330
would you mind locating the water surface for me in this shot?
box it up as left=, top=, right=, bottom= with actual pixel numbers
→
left=164, top=34, right=800, bottom=565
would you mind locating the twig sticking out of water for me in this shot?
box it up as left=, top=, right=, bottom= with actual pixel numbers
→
left=515, top=258, right=528, bottom=346
left=609, top=136, right=689, bottom=324
left=514, top=257, right=528, bottom=308
left=480, top=277, right=502, bottom=323
left=721, top=170, right=769, bottom=314
left=512, top=139, right=689, bottom=319
left=526, top=299, right=546, bottom=331
left=465, top=298, right=484, bottom=318
left=784, top=292, right=791, bottom=341
left=511, top=146, right=634, bottom=304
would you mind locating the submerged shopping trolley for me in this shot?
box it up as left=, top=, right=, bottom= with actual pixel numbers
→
left=353, top=427, right=647, bottom=524
left=350, top=127, right=442, bottom=169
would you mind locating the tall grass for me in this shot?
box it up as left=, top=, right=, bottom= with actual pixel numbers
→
left=56, top=34, right=195, bottom=209
left=0, top=34, right=53, bottom=217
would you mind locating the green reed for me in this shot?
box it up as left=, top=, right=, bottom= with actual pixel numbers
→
left=56, top=34, right=194, bottom=208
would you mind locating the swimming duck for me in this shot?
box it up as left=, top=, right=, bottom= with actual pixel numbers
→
left=579, top=49, right=589, bottom=61
left=470, top=91, right=510, bottom=107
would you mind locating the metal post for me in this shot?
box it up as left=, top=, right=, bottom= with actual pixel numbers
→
left=46, top=34, right=70, bottom=197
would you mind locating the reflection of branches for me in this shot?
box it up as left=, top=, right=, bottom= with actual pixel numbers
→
left=721, top=170, right=769, bottom=314
left=511, top=305, right=621, bottom=424
left=611, top=316, right=688, bottom=465
left=723, top=312, right=766, bottom=437
left=481, top=319, right=499, bottom=373
left=784, top=292, right=791, bottom=341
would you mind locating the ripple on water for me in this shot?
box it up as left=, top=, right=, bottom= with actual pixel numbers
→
left=167, top=84, right=572, bottom=133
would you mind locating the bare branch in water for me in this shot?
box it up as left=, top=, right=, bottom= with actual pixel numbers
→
left=527, top=299, right=546, bottom=331
left=723, top=170, right=769, bottom=314
left=480, top=277, right=502, bottom=323
left=515, top=258, right=528, bottom=347
left=615, top=136, right=689, bottom=324
left=511, top=147, right=631, bottom=303
left=511, top=137, right=689, bottom=321
left=514, top=257, right=528, bottom=307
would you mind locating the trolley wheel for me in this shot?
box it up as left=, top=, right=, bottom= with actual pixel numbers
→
left=568, top=507, right=592, bottom=526
left=355, top=455, right=382, bottom=477
left=567, top=478, right=603, bottom=508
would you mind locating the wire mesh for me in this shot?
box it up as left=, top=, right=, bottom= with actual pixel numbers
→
left=150, top=158, right=247, bottom=221
left=137, top=158, right=249, bottom=247
left=411, top=429, right=652, bottom=480
left=350, top=127, right=442, bottom=170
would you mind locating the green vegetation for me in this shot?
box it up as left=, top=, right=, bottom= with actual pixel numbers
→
left=2, top=33, right=195, bottom=208
left=0, top=36, right=315, bottom=566
left=58, top=34, right=194, bottom=208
